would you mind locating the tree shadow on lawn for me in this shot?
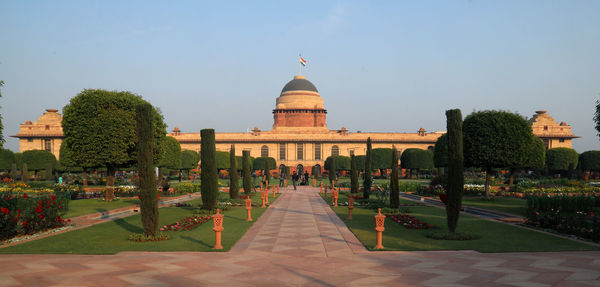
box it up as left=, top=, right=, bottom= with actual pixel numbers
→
left=180, top=235, right=212, bottom=248
left=113, top=218, right=144, bottom=233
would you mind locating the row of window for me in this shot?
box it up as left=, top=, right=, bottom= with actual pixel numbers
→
left=261, top=144, right=340, bottom=160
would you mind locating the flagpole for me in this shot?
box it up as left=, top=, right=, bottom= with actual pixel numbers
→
left=298, top=54, right=302, bottom=76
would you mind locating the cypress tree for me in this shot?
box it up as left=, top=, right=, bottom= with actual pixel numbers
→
left=201, top=129, right=218, bottom=210
left=446, top=109, right=464, bottom=233
left=390, top=146, right=399, bottom=208
left=328, top=157, right=336, bottom=184
left=350, top=155, right=358, bottom=193
left=242, top=150, right=252, bottom=194
left=136, top=103, right=158, bottom=237
left=22, top=163, right=28, bottom=183
left=11, top=163, right=17, bottom=180
left=363, top=137, right=373, bottom=199
left=264, top=159, right=271, bottom=183
left=229, top=145, right=239, bottom=199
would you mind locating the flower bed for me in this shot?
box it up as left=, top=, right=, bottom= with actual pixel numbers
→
left=1, top=190, right=70, bottom=241
left=386, top=214, right=436, bottom=229
left=160, top=215, right=212, bottom=231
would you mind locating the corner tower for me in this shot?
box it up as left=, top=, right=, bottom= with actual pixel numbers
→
left=272, top=75, right=327, bottom=130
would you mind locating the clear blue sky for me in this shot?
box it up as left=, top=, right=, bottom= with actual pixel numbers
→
left=1, top=1, right=598, bottom=152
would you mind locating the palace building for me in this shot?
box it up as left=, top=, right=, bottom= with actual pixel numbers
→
left=13, top=76, right=578, bottom=172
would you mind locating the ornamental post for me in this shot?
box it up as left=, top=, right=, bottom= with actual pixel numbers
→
left=374, top=208, right=385, bottom=249
left=260, top=181, right=263, bottom=191
left=320, top=182, right=324, bottom=194
left=277, top=185, right=280, bottom=194
left=348, top=197, right=354, bottom=220
left=212, top=209, right=224, bottom=249
left=272, top=185, right=276, bottom=197
left=245, top=196, right=253, bottom=221
left=261, top=190, right=266, bottom=208
left=333, top=189, right=339, bottom=207
left=265, top=187, right=270, bottom=204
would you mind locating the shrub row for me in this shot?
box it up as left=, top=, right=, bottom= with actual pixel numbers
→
left=526, top=195, right=600, bottom=242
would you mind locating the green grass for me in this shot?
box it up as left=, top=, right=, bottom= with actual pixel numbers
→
left=461, top=196, right=527, bottom=216
left=65, top=198, right=140, bottom=218
left=327, top=199, right=599, bottom=253
left=1, top=192, right=279, bottom=254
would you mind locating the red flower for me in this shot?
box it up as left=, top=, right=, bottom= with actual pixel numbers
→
left=1, top=207, right=9, bottom=215
left=51, top=195, right=56, bottom=200
left=23, top=194, right=28, bottom=199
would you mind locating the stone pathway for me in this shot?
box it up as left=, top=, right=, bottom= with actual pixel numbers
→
left=2, top=186, right=600, bottom=286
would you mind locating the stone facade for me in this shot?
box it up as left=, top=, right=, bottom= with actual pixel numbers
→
left=13, top=78, right=578, bottom=172
left=12, top=109, right=63, bottom=159
left=530, top=110, right=578, bottom=150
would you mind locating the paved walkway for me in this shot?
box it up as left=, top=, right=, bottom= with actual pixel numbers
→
left=2, top=186, right=600, bottom=286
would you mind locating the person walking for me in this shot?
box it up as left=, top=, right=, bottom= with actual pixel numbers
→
left=292, top=171, right=297, bottom=190
left=280, top=171, right=285, bottom=187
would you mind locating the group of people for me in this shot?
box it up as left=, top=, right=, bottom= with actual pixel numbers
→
left=281, top=170, right=309, bottom=190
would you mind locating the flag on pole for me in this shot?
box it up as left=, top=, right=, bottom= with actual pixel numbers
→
left=299, top=56, right=307, bottom=66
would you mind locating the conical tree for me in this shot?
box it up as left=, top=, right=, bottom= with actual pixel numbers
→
left=328, top=157, right=336, bottom=185
left=350, top=155, right=359, bottom=194
left=446, top=109, right=464, bottom=233
left=229, top=145, right=239, bottom=199
left=22, top=163, right=28, bottom=183
left=390, top=146, right=400, bottom=208
left=264, top=159, right=271, bottom=184
left=136, top=103, right=158, bottom=237
left=11, top=163, right=17, bottom=180
left=363, top=137, right=373, bottom=199
left=242, top=150, right=252, bottom=195
left=201, top=129, right=218, bottom=210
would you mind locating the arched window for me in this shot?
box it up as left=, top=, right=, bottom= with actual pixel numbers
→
left=331, top=145, right=339, bottom=156
left=261, top=145, right=269, bottom=157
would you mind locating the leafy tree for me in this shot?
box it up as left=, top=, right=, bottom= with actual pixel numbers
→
left=11, top=163, right=17, bottom=180
left=242, top=150, right=252, bottom=194
left=215, top=151, right=230, bottom=171
left=45, top=163, right=53, bottom=180
left=158, top=136, right=182, bottom=171
left=579, top=151, right=600, bottom=173
left=433, top=133, right=448, bottom=176
left=229, top=145, right=239, bottom=199
left=445, top=109, right=464, bottom=233
left=62, top=89, right=166, bottom=200
left=389, top=146, right=400, bottom=208
left=324, top=155, right=351, bottom=171
left=0, top=149, right=15, bottom=171
left=546, top=147, right=579, bottom=175
left=372, top=148, right=393, bottom=177
left=201, top=129, right=218, bottom=210
left=59, top=142, right=83, bottom=172
left=354, top=155, right=366, bottom=172
left=508, top=136, right=545, bottom=186
left=181, top=150, right=200, bottom=175
left=22, top=150, right=56, bottom=179
left=463, top=111, right=533, bottom=198
left=400, top=148, right=434, bottom=178
left=136, top=103, right=158, bottom=237
left=252, top=157, right=276, bottom=172
left=350, top=155, right=359, bottom=193
left=363, top=137, right=373, bottom=199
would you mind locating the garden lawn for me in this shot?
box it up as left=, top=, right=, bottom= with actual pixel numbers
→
left=0, top=192, right=278, bottom=254
left=64, top=198, right=140, bottom=218
left=328, top=202, right=599, bottom=253
left=461, top=196, right=527, bottom=216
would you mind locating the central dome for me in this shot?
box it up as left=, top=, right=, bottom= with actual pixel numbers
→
left=281, top=75, right=318, bottom=93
